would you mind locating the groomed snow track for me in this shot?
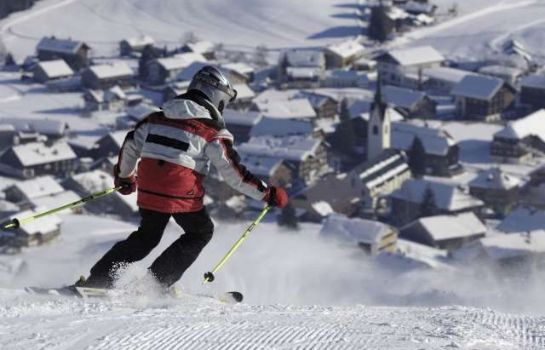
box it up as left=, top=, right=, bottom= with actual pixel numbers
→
left=1, top=291, right=544, bottom=350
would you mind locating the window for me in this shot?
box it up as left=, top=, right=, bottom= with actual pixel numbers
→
left=373, top=126, right=379, bottom=135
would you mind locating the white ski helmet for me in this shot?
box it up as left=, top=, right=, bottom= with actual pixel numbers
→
left=188, top=65, right=237, bottom=114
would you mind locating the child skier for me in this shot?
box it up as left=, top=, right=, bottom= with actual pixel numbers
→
left=77, top=66, right=288, bottom=289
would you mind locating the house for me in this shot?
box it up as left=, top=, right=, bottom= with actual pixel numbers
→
left=119, top=35, right=154, bottom=56
left=146, top=53, right=207, bottom=85
left=32, top=59, right=73, bottom=83
left=423, top=66, right=476, bottom=94
left=299, top=91, right=338, bottom=119
left=82, top=62, right=134, bottom=90
left=181, top=40, right=215, bottom=60
left=240, top=154, right=293, bottom=187
left=469, top=168, right=525, bottom=216
left=320, top=214, right=398, bottom=255
left=382, top=85, right=436, bottom=118
left=491, top=109, right=545, bottom=163
left=400, top=212, right=487, bottom=250
left=83, top=85, right=127, bottom=112
left=0, top=141, right=77, bottom=179
left=36, top=36, right=90, bottom=71
left=353, top=149, right=412, bottom=216
left=376, top=46, right=445, bottom=88
left=251, top=97, right=317, bottom=121
left=401, top=1, right=437, bottom=16
left=0, top=118, right=69, bottom=141
left=390, top=179, right=484, bottom=226
left=94, top=131, right=127, bottom=158
left=223, top=109, right=263, bottom=143
left=451, top=74, right=516, bottom=121
left=478, top=65, right=523, bottom=85
left=278, top=49, right=325, bottom=88
left=291, top=172, right=362, bottom=221
left=229, top=84, right=256, bottom=110
left=392, top=121, right=462, bottom=177
left=249, top=117, right=318, bottom=138
left=62, top=170, right=137, bottom=218
left=3, top=176, right=64, bottom=207
left=321, top=70, right=369, bottom=88
left=0, top=209, right=61, bottom=248
left=237, top=135, right=329, bottom=185
left=222, top=63, right=255, bottom=84
left=324, top=40, right=365, bottom=69
left=520, top=74, right=545, bottom=112
left=368, top=2, right=409, bottom=42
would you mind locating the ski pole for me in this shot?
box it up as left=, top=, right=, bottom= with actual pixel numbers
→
left=203, top=206, right=271, bottom=284
left=1, top=186, right=121, bottom=230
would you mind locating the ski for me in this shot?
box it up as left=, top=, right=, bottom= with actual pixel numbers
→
left=24, top=286, right=243, bottom=303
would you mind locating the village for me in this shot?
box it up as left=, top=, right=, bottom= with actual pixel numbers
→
left=0, top=0, right=545, bottom=282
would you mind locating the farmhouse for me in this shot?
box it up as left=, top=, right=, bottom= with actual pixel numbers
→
left=520, top=74, right=545, bottom=112
left=324, top=40, right=365, bottom=69
left=82, top=62, right=134, bottom=90
left=36, top=36, right=90, bottom=70
left=119, top=35, right=154, bottom=56
left=33, top=59, right=73, bottom=83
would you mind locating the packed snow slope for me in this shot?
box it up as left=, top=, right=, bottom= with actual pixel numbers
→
left=1, top=214, right=545, bottom=349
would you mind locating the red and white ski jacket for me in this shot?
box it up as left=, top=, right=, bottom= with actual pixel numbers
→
left=117, top=98, right=268, bottom=213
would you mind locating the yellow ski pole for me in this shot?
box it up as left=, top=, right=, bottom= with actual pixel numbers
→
left=203, top=206, right=271, bottom=284
left=1, top=186, right=121, bottom=230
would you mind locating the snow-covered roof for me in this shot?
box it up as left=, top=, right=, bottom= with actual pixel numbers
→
left=391, top=179, right=483, bottom=211
left=415, top=212, right=487, bottom=242
left=157, top=53, right=207, bottom=71
left=10, top=141, right=77, bottom=166
left=479, top=231, right=545, bottom=261
left=382, top=85, right=427, bottom=110
left=250, top=117, right=314, bottom=137
left=240, top=154, right=284, bottom=177
left=498, top=207, right=545, bottom=233
left=494, top=109, right=545, bottom=142
left=382, top=46, right=444, bottom=67
left=354, top=149, right=410, bottom=189
left=183, top=40, right=215, bottom=54
left=35, top=60, right=73, bottom=79
left=521, top=74, right=545, bottom=89
left=37, top=37, right=86, bottom=55
left=29, top=190, right=81, bottom=210
left=320, top=214, right=393, bottom=245
left=469, top=168, right=523, bottom=190
left=402, top=1, right=436, bottom=14
left=89, top=62, right=133, bottom=80
left=451, top=74, right=504, bottom=101
left=0, top=118, right=68, bottom=136
left=395, top=239, right=449, bottom=269
left=286, top=67, right=322, bottom=79
left=5, top=209, right=61, bottom=235
left=85, top=85, right=127, bottom=103
left=326, top=40, right=365, bottom=59
left=238, top=135, right=322, bottom=161
left=126, top=103, right=160, bottom=121
left=69, top=169, right=113, bottom=193
left=253, top=98, right=316, bottom=119
left=392, top=121, right=455, bottom=156
left=423, top=67, right=476, bottom=85
left=223, top=109, right=262, bottom=127
left=175, top=61, right=209, bottom=81
left=478, top=65, right=522, bottom=80
left=121, top=35, right=154, bottom=48
left=222, top=62, right=255, bottom=76
left=284, top=49, right=324, bottom=68
left=8, top=176, right=64, bottom=200
left=233, top=83, right=255, bottom=100
left=102, top=130, right=127, bottom=148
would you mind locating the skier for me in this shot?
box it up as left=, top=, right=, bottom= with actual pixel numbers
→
left=76, top=66, right=288, bottom=290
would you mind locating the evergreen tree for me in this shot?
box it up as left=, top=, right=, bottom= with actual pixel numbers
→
left=408, top=136, right=426, bottom=177
left=277, top=203, right=299, bottom=230
left=138, top=44, right=161, bottom=80
left=419, top=186, right=437, bottom=218
left=336, top=98, right=357, bottom=155
left=368, top=1, right=393, bottom=42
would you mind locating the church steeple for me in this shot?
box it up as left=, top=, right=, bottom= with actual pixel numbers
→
left=367, top=81, right=391, bottom=161
left=371, top=81, right=387, bottom=120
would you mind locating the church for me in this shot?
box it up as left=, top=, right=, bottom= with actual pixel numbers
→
left=350, top=84, right=412, bottom=218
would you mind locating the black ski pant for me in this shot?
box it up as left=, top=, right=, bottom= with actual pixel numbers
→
left=86, top=208, right=214, bottom=288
